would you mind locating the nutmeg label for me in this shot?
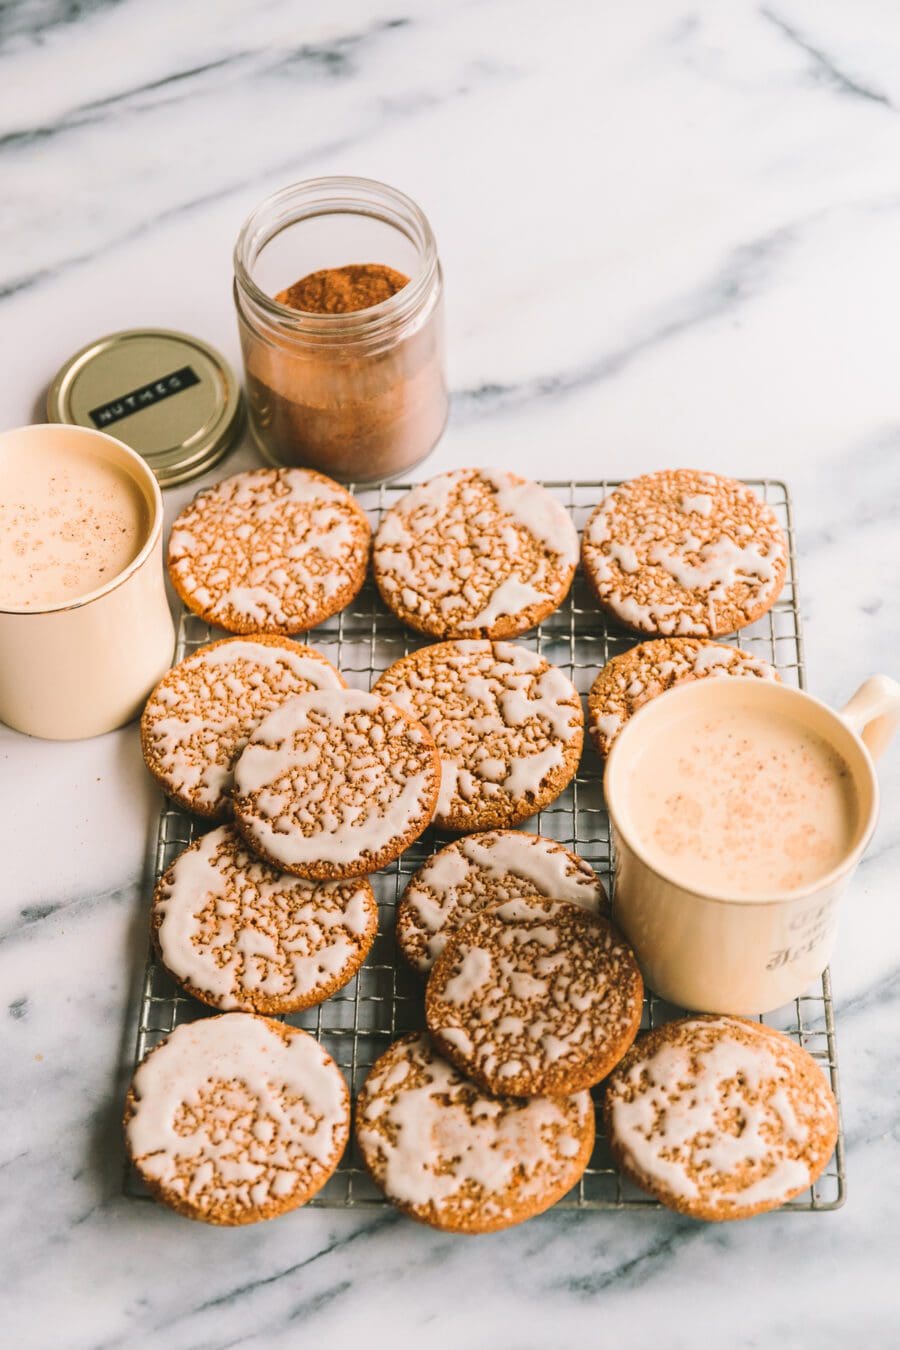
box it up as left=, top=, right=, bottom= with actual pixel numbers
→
left=89, top=366, right=200, bottom=428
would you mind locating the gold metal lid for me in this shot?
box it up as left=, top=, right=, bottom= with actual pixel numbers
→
left=47, top=328, right=243, bottom=486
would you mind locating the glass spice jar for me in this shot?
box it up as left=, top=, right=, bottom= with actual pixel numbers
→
left=233, top=176, right=448, bottom=484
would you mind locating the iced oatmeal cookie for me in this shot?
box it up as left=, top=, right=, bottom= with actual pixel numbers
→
left=603, top=1016, right=839, bottom=1221
left=167, top=468, right=371, bottom=634
left=373, top=468, right=578, bottom=639
left=587, top=637, right=779, bottom=757
left=397, top=831, right=606, bottom=974
left=355, top=1033, right=594, bottom=1233
left=140, top=636, right=344, bottom=818
left=581, top=470, right=787, bottom=638
left=425, top=896, right=642, bottom=1097
left=124, top=1014, right=349, bottom=1225
left=232, top=688, right=440, bottom=879
left=152, top=825, right=377, bottom=1013
left=373, top=640, right=583, bottom=832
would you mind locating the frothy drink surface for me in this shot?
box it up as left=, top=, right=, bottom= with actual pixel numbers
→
left=0, top=441, right=151, bottom=610
left=627, top=706, right=857, bottom=896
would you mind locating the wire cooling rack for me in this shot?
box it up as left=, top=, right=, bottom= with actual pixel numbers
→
left=125, top=478, right=845, bottom=1212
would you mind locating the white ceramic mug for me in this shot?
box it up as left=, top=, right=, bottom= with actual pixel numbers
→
left=0, top=424, right=175, bottom=740
left=605, top=674, right=900, bottom=1014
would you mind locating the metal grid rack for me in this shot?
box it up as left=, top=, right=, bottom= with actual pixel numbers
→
left=125, top=479, right=845, bottom=1212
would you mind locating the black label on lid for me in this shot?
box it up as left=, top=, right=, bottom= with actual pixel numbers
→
left=88, top=365, right=200, bottom=428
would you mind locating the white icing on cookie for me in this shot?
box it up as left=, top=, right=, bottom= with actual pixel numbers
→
left=232, top=689, right=438, bottom=872
left=607, top=541, right=639, bottom=574
left=399, top=829, right=606, bottom=972
left=679, top=493, right=713, bottom=516
left=594, top=711, right=623, bottom=740
left=647, top=538, right=776, bottom=593
left=356, top=1034, right=591, bottom=1220
left=427, top=897, right=641, bottom=1095
left=154, top=825, right=375, bottom=1011
left=581, top=471, right=787, bottom=638
left=467, top=577, right=549, bottom=630
left=127, top=1015, right=348, bottom=1217
left=503, top=743, right=564, bottom=798
left=141, top=639, right=344, bottom=816
left=442, top=946, right=493, bottom=1004
left=480, top=469, right=579, bottom=566
left=373, top=469, right=578, bottom=639
left=167, top=468, right=370, bottom=634
left=374, top=641, right=582, bottom=830
left=607, top=1018, right=835, bottom=1212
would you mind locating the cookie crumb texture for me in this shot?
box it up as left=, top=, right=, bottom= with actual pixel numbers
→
left=152, top=826, right=377, bottom=1013
left=355, top=1033, right=594, bottom=1233
left=232, top=688, right=440, bottom=879
left=588, top=637, right=779, bottom=757
left=426, top=897, right=643, bottom=1096
left=398, top=830, right=606, bottom=974
left=124, top=1014, right=350, bottom=1225
left=582, top=470, right=787, bottom=638
left=373, top=468, right=579, bottom=639
left=167, top=468, right=371, bottom=635
left=603, top=1016, right=839, bottom=1221
left=140, top=637, right=344, bottom=818
left=373, top=640, right=583, bottom=831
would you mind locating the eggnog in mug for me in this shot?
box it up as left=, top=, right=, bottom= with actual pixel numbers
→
left=0, top=424, right=174, bottom=740
left=606, top=675, right=899, bottom=1013
left=0, top=438, right=152, bottom=610
left=626, top=705, right=859, bottom=898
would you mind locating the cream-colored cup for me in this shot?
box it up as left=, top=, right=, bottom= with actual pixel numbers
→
left=605, top=674, right=900, bottom=1014
left=0, top=424, right=175, bottom=740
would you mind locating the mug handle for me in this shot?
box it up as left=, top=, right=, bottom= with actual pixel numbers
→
left=840, top=675, right=900, bottom=762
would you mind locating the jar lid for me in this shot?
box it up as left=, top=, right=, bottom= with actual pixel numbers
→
left=47, top=328, right=243, bottom=486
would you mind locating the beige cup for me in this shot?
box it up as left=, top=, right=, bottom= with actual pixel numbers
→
left=0, top=424, right=175, bottom=740
left=605, top=674, right=900, bottom=1014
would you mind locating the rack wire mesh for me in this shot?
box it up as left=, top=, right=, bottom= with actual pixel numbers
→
left=125, top=478, right=845, bottom=1212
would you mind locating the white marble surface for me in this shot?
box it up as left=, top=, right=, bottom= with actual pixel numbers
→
left=2, top=1, right=899, bottom=1345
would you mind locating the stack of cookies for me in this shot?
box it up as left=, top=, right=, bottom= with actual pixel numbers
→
left=125, top=464, right=837, bottom=1230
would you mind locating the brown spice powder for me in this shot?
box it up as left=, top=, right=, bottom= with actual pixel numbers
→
left=240, top=260, right=445, bottom=483
left=276, top=263, right=409, bottom=315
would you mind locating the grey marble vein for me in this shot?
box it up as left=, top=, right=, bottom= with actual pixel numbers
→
left=0, top=56, right=248, bottom=151
left=0, top=16, right=413, bottom=153
left=0, top=0, right=126, bottom=48
left=0, top=877, right=141, bottom=945
left=0, top=40, right=517, bottom=299
left=761, top=7, right=894, bottom=109
left=453, top=226, right=798, bottom=421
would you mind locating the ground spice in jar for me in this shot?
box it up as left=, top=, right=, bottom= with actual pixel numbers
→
left=276, top=263, right=409, bottom=314
left=238, top=257, right=447, bottom=484
left=235, top=179, right=448, bottom=484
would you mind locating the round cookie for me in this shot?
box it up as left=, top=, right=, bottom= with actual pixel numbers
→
left=398, top=831, right=607, bottom=975
left=587, top=638, right=780, bottom=757
left=152, top=825, right=378, bottom=1013
left=581, top=469, right=787, bottom=638
left=167, top=467, right=371, bottom=635
left=373, top=640, right=583, bottom=832
left=603, top=1016, right=839, bottom=1221
left=425, top=896, right=643, bottom=1096
left=355, top=1033, right=594, bottom=1234
left=140, top=636, right=345, bottom=819
left=373, top=468, right=579, bottom=640
left=232, top=688, right=441, bottom=879
left=124, top=1013, right=349, bottom=1225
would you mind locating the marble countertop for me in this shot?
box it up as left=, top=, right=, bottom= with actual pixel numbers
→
left=2, top=1, right=899, bottom=1345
